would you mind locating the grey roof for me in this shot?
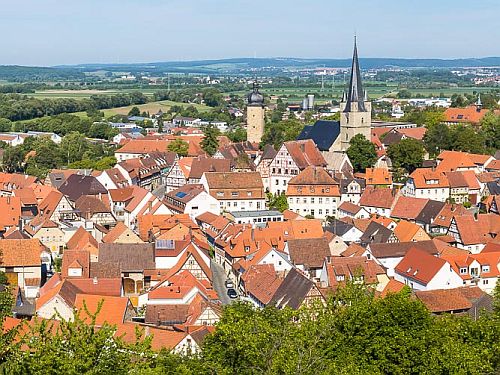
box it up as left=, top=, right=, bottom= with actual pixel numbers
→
left=247, top=82, right=264, bottom=106
left=270, top=268, right=315, bottom=310
left=324, top=219, right=355, bottom=237
left=297, top=120, right=340, bottom=152
left=98, top=243, right=155, bottom=272
left=339, top=178, right=366, bottom=194
left=343, top=38, right=366, bottom=113
left=261, top=144, right=277, bottom=160
left=415, top=200, right=446, bottom=225
left=360, top=221, right=393, bottom=245
left=229, top=210, right=283, bottom=218
left=487, top=181, right=500, bottom=195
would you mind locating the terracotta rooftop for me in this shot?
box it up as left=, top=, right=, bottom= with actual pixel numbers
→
left=391, top=196, right=428, bottom=220
left=283, top=139, right=327, bottom=169
left=359, top=186, right=397, bottom=209
left=0, top=239, right=46, bottom=267
left=395, top=248, right=447, bottom=285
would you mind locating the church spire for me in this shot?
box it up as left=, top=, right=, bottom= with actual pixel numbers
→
left=344, top=36, right=366, bottom=112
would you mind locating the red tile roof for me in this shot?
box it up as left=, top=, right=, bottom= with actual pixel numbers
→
left=0, top=239, right=46, bottom=266
left=241, top=264, right=282, bottom=305
left=283, top=139, right=327, bottom=169
left=391, top=196, right=428, bottom=220
left=359, top=186, right=397, bottom=209
left=74, top=294, right=131, bottom=326
left=395, top=247, right=447, bottom=285
left=444, top=106, right=492, bottom=124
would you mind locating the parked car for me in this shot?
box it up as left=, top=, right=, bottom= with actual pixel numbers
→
left=227, top=288, right=238, bottom=299
left=225, top=279, right=234, bottom=289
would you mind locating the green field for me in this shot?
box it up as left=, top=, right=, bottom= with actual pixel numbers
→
left=100, top=100, right=211, bottom=116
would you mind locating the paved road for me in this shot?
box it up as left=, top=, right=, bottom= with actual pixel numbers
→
left=210, top=259, right=231, bottom=305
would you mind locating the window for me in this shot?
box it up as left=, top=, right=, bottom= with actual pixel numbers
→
left=482, top=265, right=490, bottom=273
left=319, top=198, right=323, bottom=204
left=217, top=191, right=223, bottom=197
left=459, top=267, right=467, bottom=275
left=319, top=209, right=322, bottom=215
left=231, top=191, right=238, bottom=197
left=311, top=198, right=315, bottom=204
left=336, top=275, right=345, bottom=281
left=247, top=191, right=252, bottom=197
left=275, top=179, right=279, bottom=186
left=483, top=279, right=489, bottom=285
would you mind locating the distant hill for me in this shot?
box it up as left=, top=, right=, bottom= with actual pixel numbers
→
left=0, top=57, right=499, bottom=81
left=63, top=57, right=500, bottom=73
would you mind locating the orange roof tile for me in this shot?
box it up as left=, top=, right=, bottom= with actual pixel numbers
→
left=74, top=294, right=131, bottom=326
left=365, top=168, right=392, bottom=186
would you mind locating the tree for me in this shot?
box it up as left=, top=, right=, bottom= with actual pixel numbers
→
left=128, top=106, right=141, bottom=117
left=346, top=134, right=377, bottom=172
left=423, top=123, right=452, bottom=157
left=157, top=116, right=164, bottom=133
left=60, top=132, right=88, bottom=164
left=167, top=139, right=189, bottom=157
left=267, top=192, right=288, bottom=212
left=200, top=124, right=220, bottom=156
left=2, top=146, right=24, bottom=173
left=480, top=112, right=500, bottom=151
left=227, top=126, right=247, bottom=142
left=387, top=138, right=425, bottom=174
left=450, top=124, right=485, bottom=154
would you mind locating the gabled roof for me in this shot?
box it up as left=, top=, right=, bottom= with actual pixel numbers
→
left=365, top=168, right=392, bottom=186
left=58, top=174, right=107, bottom=202
left=287, top=237, right=331, bottom=269
left=74, top=294, right=131, bottom=326
left=296, top=120, right=340, bottom=151
left=74, top=195, right=111, bottom=217
left=282, top=140, right=327, bottom=169
left=444, top=106, right=492, bottom=124
left=67, top=227, right=99, bottom=251
left=61, top=250, right=90, bottom=278
left=359, top=221, right=393, bottom=244
left=338, top=201, right=362, bottom=215
left=393, top=220, right=429, bottom=242
left=415, top=287, right=491, bottom=314
left=187, top=156, right=232, bottom=179
left=102, top=222, right=142, bottom=244
left=359, top=187, right=397, bottom=209
left=98, top=243, right=156, bottom=272
left=0, top=239, right=46, bottom=266
left=395, top=248, right=447, bottom=285
left=324, top=256, right=386, bottom=288
left=0, top=196, right=22, bottom=229
left=409, top=168, right=449, bottom=188
left=67, top=278, right=122, bottom=297
left=270, top=268, right=319, bottom=310
left=451, top=214, right=500, bottom=245
left=391, top=196, right=429, bottom=220
left=241, top=264, right=283, bottom=305
left=203, top=171, right=263, bottom=190
left=369, top=240, right=440, bottom=259
left=287, top=166, right=337, bottom=185
left=415, top=200, right=446, bottom=225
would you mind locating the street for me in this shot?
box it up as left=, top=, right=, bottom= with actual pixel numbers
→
left=210, top=259, right=231, bottom=305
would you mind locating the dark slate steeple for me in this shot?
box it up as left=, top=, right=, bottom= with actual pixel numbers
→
left=343, top=36, right=366, bottom=112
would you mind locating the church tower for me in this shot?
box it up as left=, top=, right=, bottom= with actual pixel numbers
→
left=246, top=82, right=265, bottom=144
left=339, top=37, right=371, bottom=152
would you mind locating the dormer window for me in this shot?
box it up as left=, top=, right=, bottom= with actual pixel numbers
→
left=336, top=275, right=345, bottom=282
left=459, top=267, right=467, bottom=275
left=481, top=265, right=490, bottom=273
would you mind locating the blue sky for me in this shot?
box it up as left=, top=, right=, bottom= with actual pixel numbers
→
left=0, top=0, right=498, bottom=66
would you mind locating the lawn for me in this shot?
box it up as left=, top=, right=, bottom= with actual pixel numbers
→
left=101, top=100, right=211, bottom=116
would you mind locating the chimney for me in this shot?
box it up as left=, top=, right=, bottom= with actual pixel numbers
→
left=18, top=218, right=23, bottom=232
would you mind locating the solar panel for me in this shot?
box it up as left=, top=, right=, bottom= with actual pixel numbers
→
left=175, top=191, right=187, bottom=198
